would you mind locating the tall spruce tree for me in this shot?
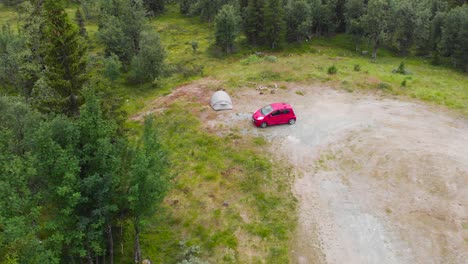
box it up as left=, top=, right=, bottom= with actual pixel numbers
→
left=43, top=0, right=88, bottom=115
left=75, top=8, right=88, bottom=38
left=244, top=0, right=265, bottom=45
left=262, top=0, right=285, bottom=48
left=16, top=1, right=46, bottom=96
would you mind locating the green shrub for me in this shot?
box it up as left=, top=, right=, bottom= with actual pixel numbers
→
left=240, top=54, right=263, bottom=65
left=259, top=70, right=281, bottom=81
left=103, top=53, right=122, bottom=82
left=253, top=137, right=267, bottom=146
left=377, top=82, right=392, bottom=90
left=353, top=64, right=361, bottom=72
left=393, top=61, right=412, bottom=75
left=265, top=55, right=278, bottom=63
left=169, top=62, right=204, bottom=78
left=190, top=41, right=199, bottom=53
left=401, top=79, right=407, bottom=87
left=327, top=65, right=338, bottom=75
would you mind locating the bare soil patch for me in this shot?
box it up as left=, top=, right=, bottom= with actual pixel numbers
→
left=130, top=78, right=221, bottom=121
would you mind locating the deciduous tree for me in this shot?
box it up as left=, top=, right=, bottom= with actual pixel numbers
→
left=144, top=0, right=165, bottom=15
left=344, top=0, right=366, bottom=51
left=440, top=4, right=468, bottom=71
left=128, top=30, right=166, bottom=83
left=285, top=0, right=312, bottom=42
left=360, top=0, right=392, bottom=60
left=127, top=116, right=170, bottom=263
left=215, top=4, right=241, bottom=53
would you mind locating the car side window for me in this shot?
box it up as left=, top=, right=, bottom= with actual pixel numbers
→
left=271, top=110, right=280, bottom=116
left=283, top=109, right=290, bottom=114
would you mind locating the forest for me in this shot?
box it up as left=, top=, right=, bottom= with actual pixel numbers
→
left=0, top=0, right=467, bottom=263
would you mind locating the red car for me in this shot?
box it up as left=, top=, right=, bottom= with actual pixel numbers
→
left=252, top=103, right=297, bottom=128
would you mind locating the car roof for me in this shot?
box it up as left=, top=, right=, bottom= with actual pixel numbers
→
left=270, top=102, right=292, bottom=110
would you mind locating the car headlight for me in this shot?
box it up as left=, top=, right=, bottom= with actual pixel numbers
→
left=257, top=116, right=264, bottom=120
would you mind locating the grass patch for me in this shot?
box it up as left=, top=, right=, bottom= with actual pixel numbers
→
left=126, top=104, right=297, bottom=263
left=0, top=4, right=17, bottom=27
left=462, top=222, right=468, bottom=230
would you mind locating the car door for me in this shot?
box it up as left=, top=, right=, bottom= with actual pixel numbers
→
left=281, top=109, right=291, bottom=124
left=269, top=110, right=282, bottom=125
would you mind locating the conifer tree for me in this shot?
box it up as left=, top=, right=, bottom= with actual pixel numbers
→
left=75, top=8, right=88, bottom=38
left=244, top=0, right=265, bottom=45
left=43, top=0, right=87, bottom=115
left=285, top=0, right=312, bottom=42
left=262, top=0, right=285, bottom=48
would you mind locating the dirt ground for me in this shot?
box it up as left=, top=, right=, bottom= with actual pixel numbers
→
left=206, top=84, right=468, bottom=264
left=136, top=81, right=468, bottom=264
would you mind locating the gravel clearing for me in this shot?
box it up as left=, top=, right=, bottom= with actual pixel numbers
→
left=208, top=85, right=468, bottom=264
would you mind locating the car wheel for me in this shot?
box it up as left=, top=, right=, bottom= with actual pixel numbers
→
left=260, top=122, right=267, bottom=128
left=288, top=119, right=296, bottom=125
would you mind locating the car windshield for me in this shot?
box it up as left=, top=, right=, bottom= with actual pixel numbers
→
left=260, top=105, right=273, bottom=115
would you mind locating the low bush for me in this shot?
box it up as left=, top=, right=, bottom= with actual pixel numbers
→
left=240, top=54, right=263, bottom=65
left=327, top=65, right=338, bottom=75
left=265, top=55, right=278, bottom=63
left=377, top=82, right=392, bottom=90
left=392, top=62, right=412, bottom=75
left=401, top=79, right=407, bottom=87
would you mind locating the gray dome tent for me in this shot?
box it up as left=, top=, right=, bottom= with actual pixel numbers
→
left=210, top=91, right=233, bottom=111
